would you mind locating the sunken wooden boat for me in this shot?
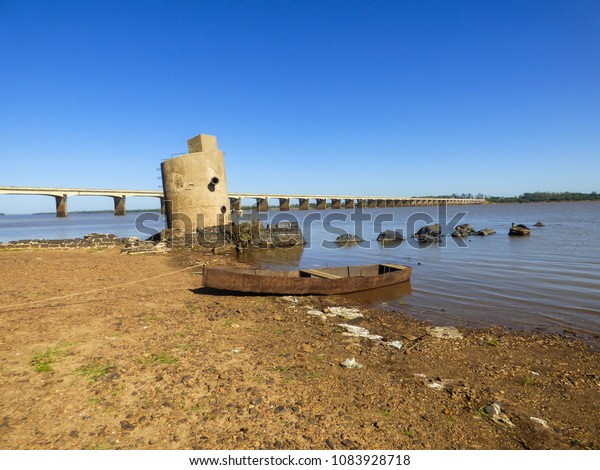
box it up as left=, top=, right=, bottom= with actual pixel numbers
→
left=202, top=263, right=412, bottom=295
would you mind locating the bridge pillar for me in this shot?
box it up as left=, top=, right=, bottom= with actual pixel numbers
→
left=344, top=199, right=354, bottom=209
left=386, top=199, right=395, bottom=207
left=331, top=198, right=341, bottom=209
left=367, top=199, right=377, bottom=208
left=256, top=198, right=269, bottom=212
left=316, top=198, right=326, bottom=210
left=278, top=198, right=290, bottom=211
left=113, top=195, right=126, bottom=216
left=230, top=197, right=241, bottom=211
left=356, top=199, right=365, bottom=208
left=377, top=199, right=386, bottom=208
left=55, top=194, right=67, bottom=217
left=298, top=198, right=309, bottom=210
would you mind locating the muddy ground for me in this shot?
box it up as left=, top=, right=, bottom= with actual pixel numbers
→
left=0, top=248, right=598, bottom=450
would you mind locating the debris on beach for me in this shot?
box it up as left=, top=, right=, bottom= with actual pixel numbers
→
left=341, top=358, right=363, bottom=369
left=427, top=381, right=445, bottom=390
left=482, top=402, right=515, bottom=428
left=328, top=307, right=363, bottom=320
left=306, top=306, right=364, bottom=321
left=121, top=239, right=170, bottom=254
left=427, top=326, right=464, bottom=340
left=339, top=324, right=383, bottom=341
left=530, top=416, right=549, bottom=428
left=387, top=340, right=404, bottom=350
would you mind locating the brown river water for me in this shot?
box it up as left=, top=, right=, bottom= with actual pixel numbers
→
left=1, top=201, right=599, bottom=345
left=239, top=202, right=600, bottom=346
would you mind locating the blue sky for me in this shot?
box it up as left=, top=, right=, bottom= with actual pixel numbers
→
left=1, top=0, right=599, bottom=213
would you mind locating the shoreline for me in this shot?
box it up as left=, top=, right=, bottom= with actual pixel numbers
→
left=0, top=247, right=598, bottom=450
left=2, top=237, right=599, bottom=349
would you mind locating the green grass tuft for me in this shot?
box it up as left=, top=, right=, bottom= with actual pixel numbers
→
left=143, top=352, right=179, bottom=365
left=31, top=343, right=72, bottom=372
left=75, top=360, right=115, bottom=382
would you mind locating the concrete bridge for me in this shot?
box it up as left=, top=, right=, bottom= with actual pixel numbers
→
left=0, top=186, right=165, bottom=217
left=0, top=186, right=485, bottom=216
left=229, top=193, right=485, bottom=212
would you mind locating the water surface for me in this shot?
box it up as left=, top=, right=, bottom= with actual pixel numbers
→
left=1, top=203, right=599, bottom=345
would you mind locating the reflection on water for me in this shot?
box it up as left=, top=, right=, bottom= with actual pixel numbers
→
left=2, top=202, right=599, bottom=344
left=239, top=245, right=305, bottom=267
left=241, top=202, right=600, bottom=343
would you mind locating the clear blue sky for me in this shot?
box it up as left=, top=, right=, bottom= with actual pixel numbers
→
left=1, top=0, right=599, bottom=213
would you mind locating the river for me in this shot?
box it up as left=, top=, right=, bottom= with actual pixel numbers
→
left=1, top=202, right=599, bottom=344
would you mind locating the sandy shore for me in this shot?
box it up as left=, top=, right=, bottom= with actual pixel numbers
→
left=0, top=247, right=598, bottom=450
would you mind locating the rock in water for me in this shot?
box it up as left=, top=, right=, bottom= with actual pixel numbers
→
left=474, top=228, right=496, bottom=236
left=413, top=224, right=442, bottom=243
left=335, top=234, right=363, bottom=244
left=377, top=230, right=404, bottom=242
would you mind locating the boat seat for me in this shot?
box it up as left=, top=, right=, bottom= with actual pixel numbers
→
left=299, top=269, right=342, bottom=279
left=380, top=263, right=408, bottom=271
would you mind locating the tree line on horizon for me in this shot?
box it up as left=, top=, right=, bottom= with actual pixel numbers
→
left=419, top=191, right=599, bottom=203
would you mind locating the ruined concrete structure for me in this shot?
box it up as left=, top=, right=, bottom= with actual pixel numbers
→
left=160, top=134, right=230, bottom=233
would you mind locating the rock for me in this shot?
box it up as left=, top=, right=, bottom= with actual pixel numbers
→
left=387, top=340, right=404, bottom=350
left=427, top=326, right=463, bottom=340
left=413, top=224, right=441, bottom=238
left=274, top=406, right=286, bottom=414
left=342, top=438, right=355, bottom=448
left=474, top=228, right=496, bottom=236
left=451, top=224, right=475, bottom=238
left=451, top=227, right=470, bottom=238
left=335, top=234, right=363, bottom=244
left=456, top=224, right=475, bottom=233
left=377, top=230, right=404, bottom=242
left=534, top=221, right=545, bottom=227
left=509, top=223, right=531, bottom=236
left=120, top=420, right=135, bottom=431
left=326, top=438, right=335, bottom=449
left=413, top=224, right=442, bottom=243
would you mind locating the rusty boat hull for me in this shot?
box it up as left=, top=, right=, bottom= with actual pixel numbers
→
left=202, top=263, right=412, bottom=295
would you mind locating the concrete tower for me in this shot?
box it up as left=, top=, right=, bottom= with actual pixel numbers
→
left=161, top=134, right=230, bottom=234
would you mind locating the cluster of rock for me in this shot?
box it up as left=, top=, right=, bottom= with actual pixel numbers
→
left=376, top=230, right=405, bottom=242
left=451, top=224, right=496, bottom=238
left=335, top=234, right=364, bottom=245
left=408, top=223, right=498, bottom=242
left=333, top=230, right=405, bottom=245
left=0, top=233, right=126, bottom=250
left=413, top=224, right=442, bottom=243
left=158, top=221, right=305, bottom=251
left=120, top=238, right=170, bottom=254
